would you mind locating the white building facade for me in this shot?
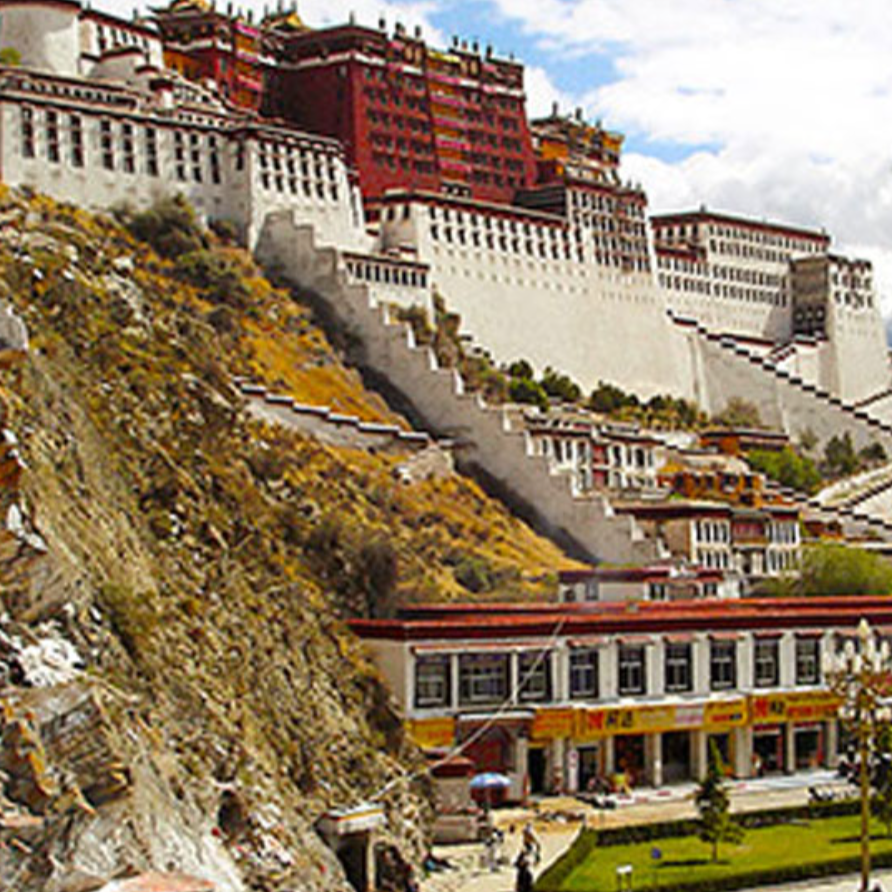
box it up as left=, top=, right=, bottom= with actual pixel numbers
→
left=351, top=598, right=882, bottom=800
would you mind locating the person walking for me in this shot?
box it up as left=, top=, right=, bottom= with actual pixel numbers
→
left=514, top=851, right=533, bottom=892
left=522, top=822, right=542, bottom=866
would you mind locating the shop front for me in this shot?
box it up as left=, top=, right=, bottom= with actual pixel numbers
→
left=749, top=690, right=840, bottom=776
left=753, top=725, right=785, bottom=774
left=456, top=714, right=534, bottom=803
left=662, top=731, right=691, bottom=784
left=794, top=723, right=823, bottom=770
left=569, top=698, right=747, bottom=789
left=614, top=734, right=646, bottom=788
left=707, top=732, right=732, bottom=774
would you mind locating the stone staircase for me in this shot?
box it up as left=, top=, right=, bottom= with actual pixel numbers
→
left=234, top=379, right=437, bottom=452
left=255, top=214, right=662, bottom=565
left=761, top=477, right=892, bottom=542
left=671, top=312, right=892, bottom=451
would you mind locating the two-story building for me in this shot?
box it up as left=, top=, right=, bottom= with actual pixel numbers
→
left=350, top=597, right=887, bottom=799
left=557, top=565, right=738, bottom=603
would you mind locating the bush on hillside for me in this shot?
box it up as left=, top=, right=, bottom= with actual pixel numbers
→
left=175, top=250, right=251, bottom=309
left=748, top=446, right=822, bottom=494
left=123, top=195, right=207, bottom=259
left=822, top=432, right=859, bottom=478
left=712, top=397, right=762, bottom=429
left=541, top=366, right=582, bottom=403
left=508, top=376, right=549, bottom=411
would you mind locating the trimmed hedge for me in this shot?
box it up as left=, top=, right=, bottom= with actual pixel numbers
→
left=534, top=801, right=871, bottom=892
left=534, top=828, right=598, bottom=892
left=593, top=798, right=859, bottom=847
left=616, top=850, right=892, bottom=892
left=536, top=841, right=892, bottom=892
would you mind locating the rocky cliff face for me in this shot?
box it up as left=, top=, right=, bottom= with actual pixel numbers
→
left=0, top=191, right=575, bottom=891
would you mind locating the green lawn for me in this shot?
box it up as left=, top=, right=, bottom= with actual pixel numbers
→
left=546, top=815, right=892, bottom=891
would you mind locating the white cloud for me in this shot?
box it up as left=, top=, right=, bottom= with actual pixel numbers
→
left=488, top=0, right=892, bottom=310
left=523, top=65, right=577, bottom=118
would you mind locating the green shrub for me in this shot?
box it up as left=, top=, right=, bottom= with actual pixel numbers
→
left=712, top=397, right=762, bottom=429
left=535, top=828, right=598, bottom=892
left=508, top=376, right=548, bottom=410
left=593, top=799, right=858, bottom=847
left=453, top=555, right=495, bottom=593
left=541, top=366, right=582, bottom=403
left=748, top=446, right=822, bottom=494
left=784, top=543, right=892, bottom=596
left=124, top=195, right=207, bottom=259
left=175, top=250, right=251, bottom=309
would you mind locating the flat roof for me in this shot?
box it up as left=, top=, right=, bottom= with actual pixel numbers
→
left=350, top=596, right=892, bottom=641
left=651, top=209, right=830, bottom=244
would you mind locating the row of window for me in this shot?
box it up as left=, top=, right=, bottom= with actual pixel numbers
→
left=660, top=275, right=789, bottom=306
left=414, top=637, right=823, bottom=708
left=344, top=259, right=427, bottom=289
left=18, top=107, right=342, bottom=194
left=656, top=222, right=824, bottom=252
left=571, top=189, right=646, bottom=220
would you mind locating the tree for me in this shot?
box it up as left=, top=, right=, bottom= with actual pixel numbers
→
left=776, top=544, right=892, bottom=597
left=507, top=359, right=534, bottom=380
left=873, top=724, right=892, bottom=838
left=508, top=376, right=549, bottom=411
left=748, top=446, right=822, bottom=494
left=823, top=432, right=859, bottom=478
left=713, top=397, right=762, bottom=429
left=799, top=427, right=818, bottom=454
left=540, top=366, right=582, bottom=403
left=696, top=740, right=743, bottom=862
left=861, top=442, right=888, bottom=467
left=588, top=381, right=638, bottom=414
left=0, top=47, right=21, bottom=67
left=123, top=194, right=207, bottom=259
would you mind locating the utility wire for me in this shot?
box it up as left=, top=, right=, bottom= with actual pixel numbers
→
left=363, top=616, right=568, bottom=805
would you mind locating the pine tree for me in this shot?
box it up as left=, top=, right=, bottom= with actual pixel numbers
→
left=873, top=725, right=892, bottom=837
left=696, top=740, right=743, bottom=862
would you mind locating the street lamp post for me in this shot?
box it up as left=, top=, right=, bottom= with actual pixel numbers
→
left=824, top=618, right=892, bottom=892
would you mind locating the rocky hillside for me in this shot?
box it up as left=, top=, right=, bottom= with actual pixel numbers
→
left=0, top=190, right=578, bottom=891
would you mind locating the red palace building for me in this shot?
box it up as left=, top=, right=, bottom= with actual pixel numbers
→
left=153, top=0, right=269, bottom=112
left=262, top=20, right=538, bottom=203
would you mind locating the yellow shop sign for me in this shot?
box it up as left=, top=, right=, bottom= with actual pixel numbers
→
left=749, top=691, right=840, bottom=725
left=574, top=699, right=746, bottom=740
left=406, top=717, right=456, bottom=748
left=575, top=704, right=676, bottom=740
left=531, top=708, right=575, bottom=741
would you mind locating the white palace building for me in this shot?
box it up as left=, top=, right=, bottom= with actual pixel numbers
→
left=0, top=0, right=890, bottom=447
left=0, top=0, right=367, bottom=252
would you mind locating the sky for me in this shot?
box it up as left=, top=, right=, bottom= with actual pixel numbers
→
left=103, top=0, right=892, bottom=312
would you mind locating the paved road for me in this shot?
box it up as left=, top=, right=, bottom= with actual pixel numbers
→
left=421, top=770, right=856, bottom=892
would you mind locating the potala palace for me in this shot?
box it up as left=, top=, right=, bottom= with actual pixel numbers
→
left=0, top=0, right=887, bottom=413
left=4, top=0, right=892, bottom=572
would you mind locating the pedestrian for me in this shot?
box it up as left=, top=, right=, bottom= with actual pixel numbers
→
left=514, top=851, right=533, bottom=892
left=522, top=821, right=542, bottom=865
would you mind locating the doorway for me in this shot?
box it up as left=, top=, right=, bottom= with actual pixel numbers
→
left=528, top=747, right=547, bottom=795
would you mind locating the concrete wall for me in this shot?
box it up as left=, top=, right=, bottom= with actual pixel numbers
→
left=379, top=200, right=693, bottom=400
left=677, top=317, right=892, bottom=455
left=0, top=2, right=80, bottom=76
left=825, top=300, right=890, bottom=403
left=255, top=212, right=663, bottom=565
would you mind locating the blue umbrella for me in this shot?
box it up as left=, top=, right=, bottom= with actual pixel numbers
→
left=470, top=772, right=511, bottom=814
left=469, top=772, right=511, bottom=789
